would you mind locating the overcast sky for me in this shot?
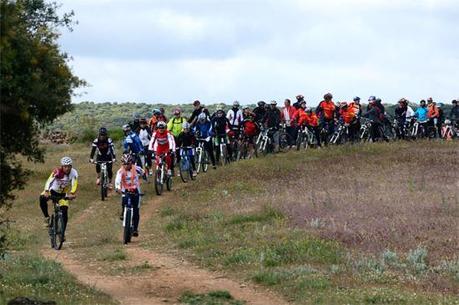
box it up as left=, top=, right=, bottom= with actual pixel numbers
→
left=59, top=0, right=459, bottom=106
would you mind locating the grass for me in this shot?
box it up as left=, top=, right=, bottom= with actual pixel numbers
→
left=179, top=290, right=245, bottom=305
left=143, top=140, right=459, bottom=304
left=0, top=253, right=116, bottom=305
left=3, top=141, right=459, bottom=305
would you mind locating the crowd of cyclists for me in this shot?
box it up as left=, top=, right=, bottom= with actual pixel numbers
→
left=39, top=94, right=459, bottom=243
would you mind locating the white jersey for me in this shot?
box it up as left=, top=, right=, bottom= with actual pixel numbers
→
left=114, top=166, right=144, bottom=192
left=406, top=106, right=415, bottom=119
left=44, top=168, right=78, bottom=194
left=138, top=128, right=151, bottom=147
left=226, top=108, right=243, bottom=126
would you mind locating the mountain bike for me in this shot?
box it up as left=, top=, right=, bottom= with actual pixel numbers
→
left=410, top=119, right=428, bottom=139
left=296, top=125, right=309, bottom=150
left=330, top=122, right=350, bottom=145
left=93, top=160, right=113, bottom=201
left=215, top=135, right=230, bottom=166
left=279, top=123, right=293, bottom=151
left=154, top=153, right=172, bottom=195
left=195, top=137, right=210, bottom=173
left=179, top=146, right=195, bottom=183
left=48, top=194, right=73, bottom=250
left=121, top=191, right=142, bottom=244
left=237, top=135, right=258, bottom=160
left=359, top=119, right=372, bottom=142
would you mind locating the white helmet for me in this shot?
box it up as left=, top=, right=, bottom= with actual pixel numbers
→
left=233, top=100, right=240, bottom=107
left=60, top=156, right=73, bottom=166
left=198, top=113, right=207, bottom=122
left=182, top=122, right=190, bottom=129
left=156, top=121, right=167, bottom=129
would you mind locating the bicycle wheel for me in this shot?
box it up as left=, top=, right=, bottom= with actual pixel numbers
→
left=279, top=132, right=290, bottom=151
left=295, top=132, right=302, bottom=151
left=196, top=150, right=202, bottom=174
left=49, top=215, right=56, bottom=249
left=100, top=172, right=106, bottom=201
left=202, top=151, right=209, bottom=172
left=155, top=169, right=163, bottom=195
left=179, top=158, right=190, bottom=183
left=166, top=176, right=173, bottom=191
left=123, top=208, right=132, bottom=244
left=55, top=212, right=65, bottom=250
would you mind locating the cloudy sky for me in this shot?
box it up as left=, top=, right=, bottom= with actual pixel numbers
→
left=58, top=0, right=458, bottom=105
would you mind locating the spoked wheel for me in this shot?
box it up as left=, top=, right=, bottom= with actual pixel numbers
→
left=296, top=133, right=303, bottom=151
left=279, top=133, right=292, bottom=151
left=123, top=208, right=132, bottom=244
left=100, top=173, right=107, bottom=201
left=49, top=215, right=56, bottom=249
left=55, top=213, right=65, bottom=250
left=166, top=175, right=173, bottom=191
left=155, top=169, right=163, bottom=195
left=202, top=151, right=209, bottom=172
left=179, top=159, right=190, bottom=183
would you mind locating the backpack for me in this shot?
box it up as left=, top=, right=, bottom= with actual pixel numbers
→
left=244, top=120, right=258, bottom=136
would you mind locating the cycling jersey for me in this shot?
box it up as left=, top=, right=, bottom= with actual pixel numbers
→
left=212, top=116, right=230, bottom=136
left=90, top=137, right=116, bottom=159
left=114, top=165, right=144, bottom=192
left=349, top=102, right=362, bottom=118
left=227, top=108, right=243, bottom=127
left=317, top=100, right=336, bottom=120
left=282, top=105, right=297, bottom=126
left=149, top=130, right=176, bottom=152
left=138, top=127, right=151, bottom=147
left=149, top=114, right=168, bottom=131
left=167, top=117, right=187, bottom=137
left=415, top=107, right=429, bottom=122
left=194, top=121, right=213, bottom=139
left=43, top=168, right=78, bottom=196
left=428, top=104, right=439, bottom=118
left=339, top=108, right=356, bottom=124
left=305, top=112, right=319, bottom=127
left=242, top=119, right=258, bottom=137
left=263, top=108, right=281, bottom=129
left=253, top=107, right=266, bottom=123
left=450, top=106, right=459, bottom=121
left=123, top=132, right=144, bottom=154
left=177, top=131, right=196, bottom=147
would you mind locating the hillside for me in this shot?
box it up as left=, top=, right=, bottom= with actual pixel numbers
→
left=2, top=141, right=458, bottom=305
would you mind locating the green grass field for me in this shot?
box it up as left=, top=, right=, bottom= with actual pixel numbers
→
left=2, top=141, right=458, bottom=305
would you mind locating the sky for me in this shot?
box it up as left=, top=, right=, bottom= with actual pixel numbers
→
left=58, top=0, right=459, bottom=106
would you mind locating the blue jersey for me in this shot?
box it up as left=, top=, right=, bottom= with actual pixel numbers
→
left=194, top=121, right=214, bottom=138
left=123, top=132, right=144, bottom=154
left=415, top=107, right=428, bottom=122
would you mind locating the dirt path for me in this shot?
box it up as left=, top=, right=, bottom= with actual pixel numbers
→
left=43, top=186, right=289, bottom=305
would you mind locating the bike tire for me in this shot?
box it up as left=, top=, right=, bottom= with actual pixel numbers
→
left=180, top=159, right=190, bottom=183
left=166, top=176, right=173, bottom=191
left=196, top=151, right=202, bottom=174
left=123, top=208, right=132, bottom=244
left=49, top=215, right=56, bottom=249
left=55, top=213, right=65, bottom=250
left=100, top=173, right=106, bottom=201
left=155, top=169, right=163, bottom=195
left=296, top=133, right=302, bottom=151
left=202, top=151, right=209, bottom=172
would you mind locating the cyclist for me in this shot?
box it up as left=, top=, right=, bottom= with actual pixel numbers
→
left=114, top=153, right=144, bottom=237
left=394, top=99, right=409, bottom=139
left=338, top=102, right=357, bottom=141
left=304, top=107, right=321, bottom=147
left=363, top=99, right=383, bottom=141
left=211, top=106, right=231, bottom=163
left=437, top=103, right=445, bottom=138
left=253, top=101, right=267, bottom=124
left=149, top=121, right=176, bottom=176
left=194, top=113, right=217, bottom=169
left=450, top=99, right=459, bottom=121
left=241, top=110, right=259, bottom=154
left=293, top=95, right=305, bottom=110
left=349, top=97, right=362, bottom=138
left=316, top=93, right=337, bottom=144
left=122, top=124, right=144, bottom=166
left=263, top=100, right=282, bottom=152
left=189, top=100, right=210, bottom=126
left=414, top=100, right=429, bottom=137
left=177, top=122, right=197, bottom=176
left=39, top=157, right=77, bottom=241
left=149, top=109, right=167, bottom=132
left=167, top=108, right=187, bottom=175
left=427, top=99, right=439, bottom=137
left=227, top=100, right=243, bottom=135
left=282, top=98, right=298, bottom=147
left=90, top=127, right=116, bottom=187
left=138, top=118, right=152, bottom=176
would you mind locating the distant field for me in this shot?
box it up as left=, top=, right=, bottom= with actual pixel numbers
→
left=2, top=141, right=458, bottom=305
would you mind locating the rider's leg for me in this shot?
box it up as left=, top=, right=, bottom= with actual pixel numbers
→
left=95, top=163, right=101, bottom=185
left=39, top=194, right=50, bottom=218
left=107, top=162, right=113, bottom=185
left=205, top=141, right=216, bottom=166
left=132, top=192, right=140, bottom=233
left=60, top=205, right=69, bottom=236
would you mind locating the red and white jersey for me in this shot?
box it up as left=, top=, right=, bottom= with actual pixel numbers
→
left=148, top=130, right=176, bottom=152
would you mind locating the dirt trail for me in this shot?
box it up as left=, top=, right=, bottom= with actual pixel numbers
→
left=43, top=186, right=289, bottom=305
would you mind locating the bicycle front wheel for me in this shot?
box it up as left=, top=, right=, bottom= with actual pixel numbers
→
left=123, top=208, right=132, bottom=244
left=100, top=172, right=106, bottom=201
left=155, top=169, right=163, bottom=195
left=49, top=215, right=56, bottom=249
left=179, top=159, right=190, bottom=183
left=202, top=151, right=209, bottom=172
left=55, top=213, right=65, bottom=250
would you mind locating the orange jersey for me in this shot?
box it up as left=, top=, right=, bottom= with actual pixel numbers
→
left=339, top=108, right=356, bottom=124
left=318, top=101, right=336, bottom=120
left=305, top=112, right=319, bottom=127
left=428, top=104, right=439, bottom=118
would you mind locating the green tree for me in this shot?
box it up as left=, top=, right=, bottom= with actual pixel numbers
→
left=0, top=0, right=83, bottom=247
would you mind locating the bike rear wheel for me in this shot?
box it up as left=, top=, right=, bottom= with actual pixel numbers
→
left=100, top=172, right=106, bottom=201
left=179, top=159, right=190, bottom=183
left=49, top=215, right=56, bottom=249
left=55, top=212, right=65, bottom=250
left=123, top=208, right=132, bottom=244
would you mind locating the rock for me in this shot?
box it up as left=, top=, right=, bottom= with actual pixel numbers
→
left=8, top=297, right=57, bottom=305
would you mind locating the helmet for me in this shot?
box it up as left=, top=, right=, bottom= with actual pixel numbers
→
left=324, top=93, right=333, bottom=100
left=216, top=105, right=224, bottom=111
left=122, top=124, right=131, bottom=132
left=368, top=96, right=376, bottom=102
left=182, top=122, right=190, bottom=129
left=139, top=118, right=147, bottom=124
left=198, top=113, right=207, bottom=122
left=173, top=108, right=181, bottom=115
left=340, top=102, right=348, bottom=108
left=99, top=127, right=108, bottom=135
left=452, top=99, right=457, bottom=104
left=193, top=100, right=200, bottom=106
left=270, top=100, right=277, bottom=105
left=157, top=121, right=167, bottom=129
left=353, top=96, right=360, bottom=101
left=437, top=103, right=443, bottom=108
left=296, top=94, right=304, bottom=100
left=427, top=97, right=433, bottom=102
left=153, top=109, right=161, bottom=115
left=60, top=156, right=73, bottom=166
left=257, top=101, right=265, bottom=107
left=233, top=101, right=240, bottom=107
left=375, top=98, right=381, bottom=103
left=121, top=153, right=133, bottom=165
left=243, top=105, right=249, bottom=110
